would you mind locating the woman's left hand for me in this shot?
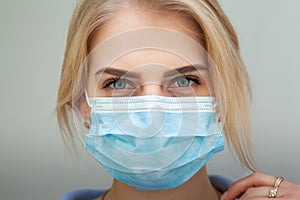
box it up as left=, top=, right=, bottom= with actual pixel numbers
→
left=221, top=172, right=300, bottom=200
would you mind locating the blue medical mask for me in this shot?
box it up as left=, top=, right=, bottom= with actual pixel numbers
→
left=85, top=95, right=224, bottom=190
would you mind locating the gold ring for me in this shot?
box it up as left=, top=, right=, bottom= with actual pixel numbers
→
left=268, top=177, right=284, bottom=198
left=274, top=177, right=284, bottom=188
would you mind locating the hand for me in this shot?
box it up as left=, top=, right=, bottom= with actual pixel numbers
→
left=221, top=172, right=300, bottom=200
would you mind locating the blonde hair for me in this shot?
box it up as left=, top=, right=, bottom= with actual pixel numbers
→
left=56, top=0, right=255, bottom=170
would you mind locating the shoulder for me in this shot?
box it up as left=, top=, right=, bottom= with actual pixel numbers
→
left=209, top=175, right=233, bottom=194
left=59, top=189, right=106, bottom=200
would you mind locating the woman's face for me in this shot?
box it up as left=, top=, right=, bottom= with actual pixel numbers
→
left=86, top=8, right=211, bottom=100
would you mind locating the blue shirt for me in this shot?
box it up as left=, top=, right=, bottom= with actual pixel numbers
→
left=59, top=175, right=233, bottom=200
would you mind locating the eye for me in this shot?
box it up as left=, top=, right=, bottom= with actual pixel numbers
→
left=170, top=76, right=201, bottom=88
left=112, top=79, right=127, bottom=89
left=102, top=78, right=133, bottom=90
left=176, top=77, right=190, bottom=87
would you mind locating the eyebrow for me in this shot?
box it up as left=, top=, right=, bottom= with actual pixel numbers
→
left=94, top=67, right=140, bottom=78
left=164, top=64, right=207, bottom=77
left=94, top=64, right=207, bottom=78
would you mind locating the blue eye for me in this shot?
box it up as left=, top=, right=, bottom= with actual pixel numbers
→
left=169, top=76, right=201, bottom=88
left=112, top=79, right=127, bottom=89
left=171, top=77, right=192, bottom=87
left=176, top=77, right=190, bottom=87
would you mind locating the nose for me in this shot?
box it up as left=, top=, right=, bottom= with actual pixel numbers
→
left=138, top=83, right=168, bottom=96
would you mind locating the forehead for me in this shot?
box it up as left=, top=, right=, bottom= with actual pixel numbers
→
left=90, top=8, right=202, bottom=50
left=99, top=50, right=206, bottom=74
left=87, top=8, right=206, bottom=74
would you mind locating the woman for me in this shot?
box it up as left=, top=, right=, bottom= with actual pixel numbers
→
left=56, top=0, right=300, bottom=199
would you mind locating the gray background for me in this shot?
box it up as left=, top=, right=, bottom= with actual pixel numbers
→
left=0, top=0, right=299, bottom=199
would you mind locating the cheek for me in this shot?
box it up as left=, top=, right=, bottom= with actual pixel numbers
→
left=193, top=84, right=211, bottom=96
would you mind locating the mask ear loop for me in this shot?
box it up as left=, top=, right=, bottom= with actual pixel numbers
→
left=213, top=99, right=219, bottom=122
left=214, top=100, right=224, bottom=128
left=85, top=90, right=92, bottom=107
left=84, top=91, right=92, bottom=129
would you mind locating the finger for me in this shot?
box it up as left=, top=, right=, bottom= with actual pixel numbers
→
left=241, top=186, right=285, bottom=199
left=222, top=172, right=276, bottom=200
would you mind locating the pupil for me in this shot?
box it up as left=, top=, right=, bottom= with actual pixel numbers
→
left=115, top=80, right=126, bottom=89
left=178, top=78, right=189, bottom=87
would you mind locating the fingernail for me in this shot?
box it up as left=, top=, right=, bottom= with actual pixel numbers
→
left=220, top=191, right=227, bottom=200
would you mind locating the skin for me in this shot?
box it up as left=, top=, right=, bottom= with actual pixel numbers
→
left=80, top=6, right=220, bottom=200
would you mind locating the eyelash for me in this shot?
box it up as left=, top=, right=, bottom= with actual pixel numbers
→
left=101, top=77, right=121, bottom=89
left=171, top=75, right=202, bottom=86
